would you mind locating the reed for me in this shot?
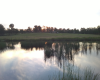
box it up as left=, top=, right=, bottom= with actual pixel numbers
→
left=45, top=49, right=54, bottom=58
left=48, top=64, right=100, bottom=80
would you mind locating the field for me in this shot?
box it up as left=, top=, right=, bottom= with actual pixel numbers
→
left=0, top=33, right=100, bottom=41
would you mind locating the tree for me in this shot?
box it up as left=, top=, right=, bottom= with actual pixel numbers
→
left=42, top=26, right=46, bottom=32
left=20, top=29, right=24, bottom=33
left=33, top=25, right=42, bottom=32
left=13, top=28, right=19, bottom=34
left=38, top=26, right=41, bottom=32
left=50, top=27, right=53, bottom=33
left=80, top=28, right=86, bottom=34
left=27, top=27, right=32, bottom=32
left=34, top=25, right=38, bottom=32
left=0, top=24, right=5, bottom=35
left=9, top=23, right=14, bottom=29
left=6, top=28, right=11, bottom=35
left=97, top=26, right=100, bottom=34
left=54, top=27, right=57, bottom=33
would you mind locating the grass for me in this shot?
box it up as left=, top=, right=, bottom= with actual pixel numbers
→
left=48, top=63, right=100, bottom=80
left=0, top=33, right=100, bottom=41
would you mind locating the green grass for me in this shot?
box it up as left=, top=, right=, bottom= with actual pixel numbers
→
left=0, top=33, right=100, bottom=41
left=48, top=64, right=100, bottom=80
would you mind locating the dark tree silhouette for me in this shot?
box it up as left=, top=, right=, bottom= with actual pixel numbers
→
left=97, top=26, right=100, bottom=34
left=38, top=26, right=41, bottom=32
left=33, top=25, right=42, bottom=32
left=54, top=27, right=57, bottom=33
left=13, top=29, right=19, bottom=34
left=80, top=28, right=86, bottom=34
left=20, top=29, right=24, bottom=33
left=33, top=25, right=38, bottom=32
left=6, top=28, right=11, bottom=35
left=0, top=24, right=5, bottom=35
left=27, top=27, right=32, bottom=32
left=46, top=27, right=50, bottom=32
left=9, top=23, right=14, bottom=29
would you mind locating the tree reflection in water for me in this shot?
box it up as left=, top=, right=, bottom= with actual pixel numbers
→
left=15, top=41, right=100, bottom=69
left=44, top=42, right=80, bottom=68
left=0, top=41, right=100, bottom=80
left=44, top=41, right=99, bottom=69
left=6, top=42, right=18, bottom=49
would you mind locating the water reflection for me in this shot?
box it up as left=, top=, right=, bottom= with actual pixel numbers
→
left=0, top=41, right=100, bottom=80
left=44, top=41, right=100, bottom=79
left=0, top=42, right=61, bottom=80
left=44, top=42, right=80, bottom=64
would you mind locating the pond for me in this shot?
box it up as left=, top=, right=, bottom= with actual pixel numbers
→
left=0, top=41, right=100, bottom=80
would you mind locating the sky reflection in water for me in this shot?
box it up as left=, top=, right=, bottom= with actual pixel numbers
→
left=0, top=42, right=100, bottom=80
left=0, top=43, right=61, bottom=80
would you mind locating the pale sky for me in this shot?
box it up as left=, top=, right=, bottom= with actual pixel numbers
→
left=0, top=0, right=100, bottom=29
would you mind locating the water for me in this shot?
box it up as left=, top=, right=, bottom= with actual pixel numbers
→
left=0, top=41, right=100, bottom=80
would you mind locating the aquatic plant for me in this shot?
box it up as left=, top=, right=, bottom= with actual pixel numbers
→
left=48, top=63, right=100, bottom=80
left=0, top=41, right=6, bottom=49
left=45, top=49, right=54, bottom=58
left=45, top=41, right=52, bottom=47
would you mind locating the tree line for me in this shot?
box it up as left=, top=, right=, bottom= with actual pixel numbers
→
left=0, top=23, right=100, bottom=35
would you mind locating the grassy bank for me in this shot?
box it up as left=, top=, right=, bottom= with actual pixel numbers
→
left=0, top=33, right=100, bottom=41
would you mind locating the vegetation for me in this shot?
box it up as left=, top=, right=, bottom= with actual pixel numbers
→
left=0, top=22, right=100, bottom=79
left=0, top=33, right=100, bottom=41
left=0, top=23, right=100, bottom=36
left=44, top=42, right=99, bottom=80
left=48, top=63, right=100, bottom=80
left=0, top=24, right=5, bottom=35
left=9, top=23, right=14, bottom=29
left=21, top=40, right=52, bottom=49
left=0, top=41, right=6, bottom=49
left=21, top=41, right=45, bottom=49
left=0, top=39, right=99, bottom=79
left=0, top=23, right=100, bottom=41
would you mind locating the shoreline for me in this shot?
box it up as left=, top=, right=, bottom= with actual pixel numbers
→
left=1, top=37, right=100, bottom=42
left=0, top=33, right=100, bottom=42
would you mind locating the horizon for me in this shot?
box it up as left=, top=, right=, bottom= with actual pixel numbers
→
left=2, top=24, right=100, bottom=30
left=0, top=0, right=100, bottom=29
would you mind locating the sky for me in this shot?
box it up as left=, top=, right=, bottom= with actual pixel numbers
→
left=0, top=0, right=100, bottom=29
